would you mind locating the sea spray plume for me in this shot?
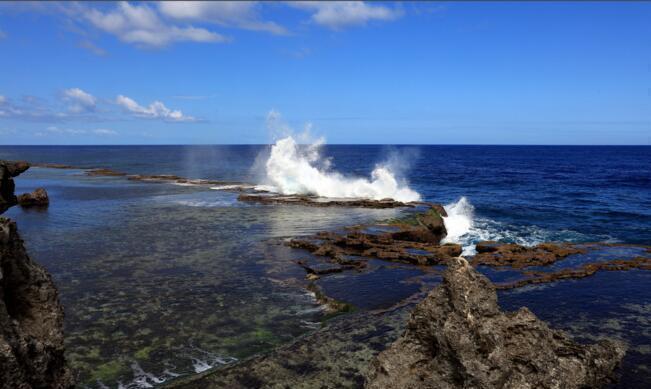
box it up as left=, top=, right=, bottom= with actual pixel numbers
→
left=258, top=110, right=420, bottom=202
left=442, top=196, right=474, bottom=242
left=264, top=136, right=421, bottom=202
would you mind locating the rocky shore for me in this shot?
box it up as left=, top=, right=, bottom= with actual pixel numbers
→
left=7, top=160, right=650, bottom=388
left=366, top=259, right=626, bottom=389
left=168, top=259, right=627, bottom=388
left=0, top=161, right=73, bottom=388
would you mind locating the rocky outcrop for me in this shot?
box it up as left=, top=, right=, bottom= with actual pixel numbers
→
left=0, top=161, right=73, bottom=388
left=497, top=255, right=651, bottom=290
left=473, top=241, right=586, bottom=268
left=289, top=229, right=461, bottom=267
left=238, top=193, right=412, bottom=208
left=0, top=161, right=30, bottom=213
left=0, top=218, right=73, bottom=388
left=17, top=188, right=49, bottom=208
left=366, top=258, right=626, bottom=389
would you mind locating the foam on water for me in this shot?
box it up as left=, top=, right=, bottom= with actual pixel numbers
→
left=442, top=197, right=474, bottom=243
left=441, top=196, right=616, bottom=256
left=259, top=136, right=420, bottom=202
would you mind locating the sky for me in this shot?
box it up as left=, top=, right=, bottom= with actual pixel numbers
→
left=0, top=1, right=649, bottom=145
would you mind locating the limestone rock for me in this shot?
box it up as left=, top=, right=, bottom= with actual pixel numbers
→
left=17, top=188, right=49, bottom=208
left=366, top=258, right=626, bottom=389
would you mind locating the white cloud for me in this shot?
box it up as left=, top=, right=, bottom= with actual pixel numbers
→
left=93, top=128, right=117, bottom=135
left=290, top=1, right=402, bottom=30
left=116, top=95, right=195, bottom=122
left=78, top=40, right=107, bottom=56
left=158, top=1, right=287, bottom=35
left=0, top=30, right=6, bottom=39
left=63, top=87, right=97, bottom=113
left=35, top=126, right=117, bottom=136
left=84, top=2, right=228, bottom=47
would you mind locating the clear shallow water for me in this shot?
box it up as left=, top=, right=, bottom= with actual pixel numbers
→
left=1, top=145, right=650, bottom=387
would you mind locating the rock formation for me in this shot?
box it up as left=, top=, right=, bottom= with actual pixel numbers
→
left=473, top=240, right=585, bottom=268
left=17, top=188, right=49, bottom=208
left=0, top=160, right=73, bottom=388
left=0, top=160, right=30, bottom=213
left=366, top=258, right=626, bottom=389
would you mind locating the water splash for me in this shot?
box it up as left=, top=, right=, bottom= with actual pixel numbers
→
left=259, top=135, right=420, bottom=202
left=441, top=196, right=615, bottom=256
left=442, top=196, right=474, bottom=243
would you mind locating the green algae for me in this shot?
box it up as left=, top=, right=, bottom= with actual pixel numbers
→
left=134, top=345, right=154, bottom=359
left=90, top=360, right=125, bottom=383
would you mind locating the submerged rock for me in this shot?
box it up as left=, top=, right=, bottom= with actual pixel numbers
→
left=17, top=188, right=49, bottom=208
left=366, top=258, right=626, bottom=389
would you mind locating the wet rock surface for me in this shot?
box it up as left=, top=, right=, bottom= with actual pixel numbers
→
left=0, top=162, right=73, bottom=388
left=473, top=240, right=586, bottom=268
left=17, top=188, right=49, bottom=208
left=498, top=255, right=651, bottom=290
left=288, top=204, right=459, bottom=270
left=366, top=259, right=627, bottom=389
left=238, top=193, right=412, bottom=208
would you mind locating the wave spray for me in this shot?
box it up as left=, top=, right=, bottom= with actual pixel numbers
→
left=260, top=135, right=420, bottom=202
left=443, top=196, right=474, bottom=243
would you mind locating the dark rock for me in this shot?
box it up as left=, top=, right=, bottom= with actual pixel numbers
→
left=298, top=261, right=345, bottom=275
left=86, top=168, right=127, bottom=177
left=237, top=193, right=412, bottom=208
left=17, top=188, right=49, bottom=208
left=366, top=258, right=626, bottom=389
left=497, top=255, right=651, bottom=290
left=416, top=206, right=447, bottom=238
left=475, top=240, right=500, bottom=253
left=473, top=241, right=586, bottom=268
left=389, top=226, right=441, bottom=244
left=289, top=223, right=461, bottom=268
left=0, top=160, right=30, bottom=214
left=0, top=161, right=72, bottom=388
left=0, top=218, right=73, bottom=388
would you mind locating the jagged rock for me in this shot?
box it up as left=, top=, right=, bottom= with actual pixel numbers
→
left=0, top=161, right=72, bottom=388
left=366, top=258, right=626, bottom=389
left=0, top=218, right=73, bottom=389
left=0, top=161, right=30, bottom=214
left=17, top=188, right=49, bottom=208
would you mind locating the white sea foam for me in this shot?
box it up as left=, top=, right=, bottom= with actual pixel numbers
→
left=440, top=196, right=614, bottom=256
left=442, top=197, right=474, bottom=244
left=260, top=135, right=420, bottom=202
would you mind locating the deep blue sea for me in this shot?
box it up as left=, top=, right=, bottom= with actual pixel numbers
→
left=1, top=145, right=650, bottom=388
left=4, top=145, right=650, bottom=244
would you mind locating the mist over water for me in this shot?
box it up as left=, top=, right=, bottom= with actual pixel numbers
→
left=259, top=135, right=421, bottom=202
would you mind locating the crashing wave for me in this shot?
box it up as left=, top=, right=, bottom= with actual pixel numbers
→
left=259, top=136, right=420, bottom=202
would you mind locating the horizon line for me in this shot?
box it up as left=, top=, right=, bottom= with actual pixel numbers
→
left=1, top=143, right=649, bottom=147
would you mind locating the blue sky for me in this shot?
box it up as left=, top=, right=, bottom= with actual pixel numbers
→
left=0, top=1, right=649, bottom=145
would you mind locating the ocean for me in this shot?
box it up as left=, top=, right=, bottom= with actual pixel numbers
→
left=1, top=144, right=650, bottom=387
